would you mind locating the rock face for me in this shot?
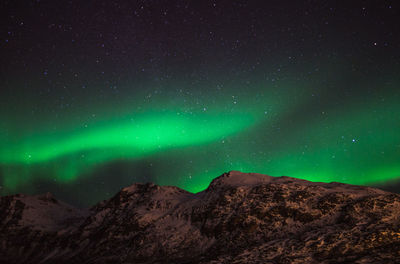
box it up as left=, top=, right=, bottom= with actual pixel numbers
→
left=1, top=171, right=400, bottom=263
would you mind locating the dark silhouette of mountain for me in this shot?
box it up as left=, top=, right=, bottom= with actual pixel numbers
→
left=1, top=171, right=400, bottom=263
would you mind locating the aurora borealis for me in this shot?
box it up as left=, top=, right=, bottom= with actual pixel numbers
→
left=1, top=1, right=400, bottom=206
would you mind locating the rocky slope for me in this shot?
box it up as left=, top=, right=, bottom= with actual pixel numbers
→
left=1, top=171, right=400, bottom=263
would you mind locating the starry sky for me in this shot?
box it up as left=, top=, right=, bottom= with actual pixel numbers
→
left=1, top=0, right=399, bottom=207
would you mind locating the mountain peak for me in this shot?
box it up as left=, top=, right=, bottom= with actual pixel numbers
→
left=121, top=182, right=189, bottom=198
left=207, top=170, right=309, bottom=190
left=37, top=191, right=58, bottom=203
left=1, top=171, right=399, bottom=263
left=207, top=170, right=386, bottom=197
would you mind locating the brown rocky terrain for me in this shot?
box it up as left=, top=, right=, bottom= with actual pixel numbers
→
left=1, top=171, right=400, bottom=263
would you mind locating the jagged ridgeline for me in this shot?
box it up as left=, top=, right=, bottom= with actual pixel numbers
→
left=1, top=171, right=400, bottom=263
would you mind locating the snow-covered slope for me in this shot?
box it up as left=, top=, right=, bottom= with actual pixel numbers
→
left=0, top=192, right=88, bottom=232
left=1, top=171, right=400, bottom=263
left=208, top=170, right=387, bottom=196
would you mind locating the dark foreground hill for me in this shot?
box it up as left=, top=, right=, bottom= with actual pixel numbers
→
left=1, top=171, right=400, bottom=263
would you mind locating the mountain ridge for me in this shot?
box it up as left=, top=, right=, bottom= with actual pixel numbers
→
left=1, top=171, right=400, bottom=263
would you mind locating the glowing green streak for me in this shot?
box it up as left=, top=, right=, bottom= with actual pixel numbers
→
left=2, top=77, right=399, bottom=206
left=173, top=96, right=400, bottom=193
left=1, top=113, right=255, bottom=164
left=0, top=111, right=257, bottom=189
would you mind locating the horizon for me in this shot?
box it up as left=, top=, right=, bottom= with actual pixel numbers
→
left=1, top=1, right=399, bottom=207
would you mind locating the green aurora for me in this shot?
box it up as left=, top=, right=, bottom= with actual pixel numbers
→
left=1, top=111, right=256, bottom=188
left=1, top=1, right=400, bottom=207
left=1, top=77, right=399, bottom=205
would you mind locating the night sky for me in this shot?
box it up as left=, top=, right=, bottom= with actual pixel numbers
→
left=1, top=0, right=399, bottom=207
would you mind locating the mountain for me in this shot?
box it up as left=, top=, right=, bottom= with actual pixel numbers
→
left=1, top=171, right=400, bottom=263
